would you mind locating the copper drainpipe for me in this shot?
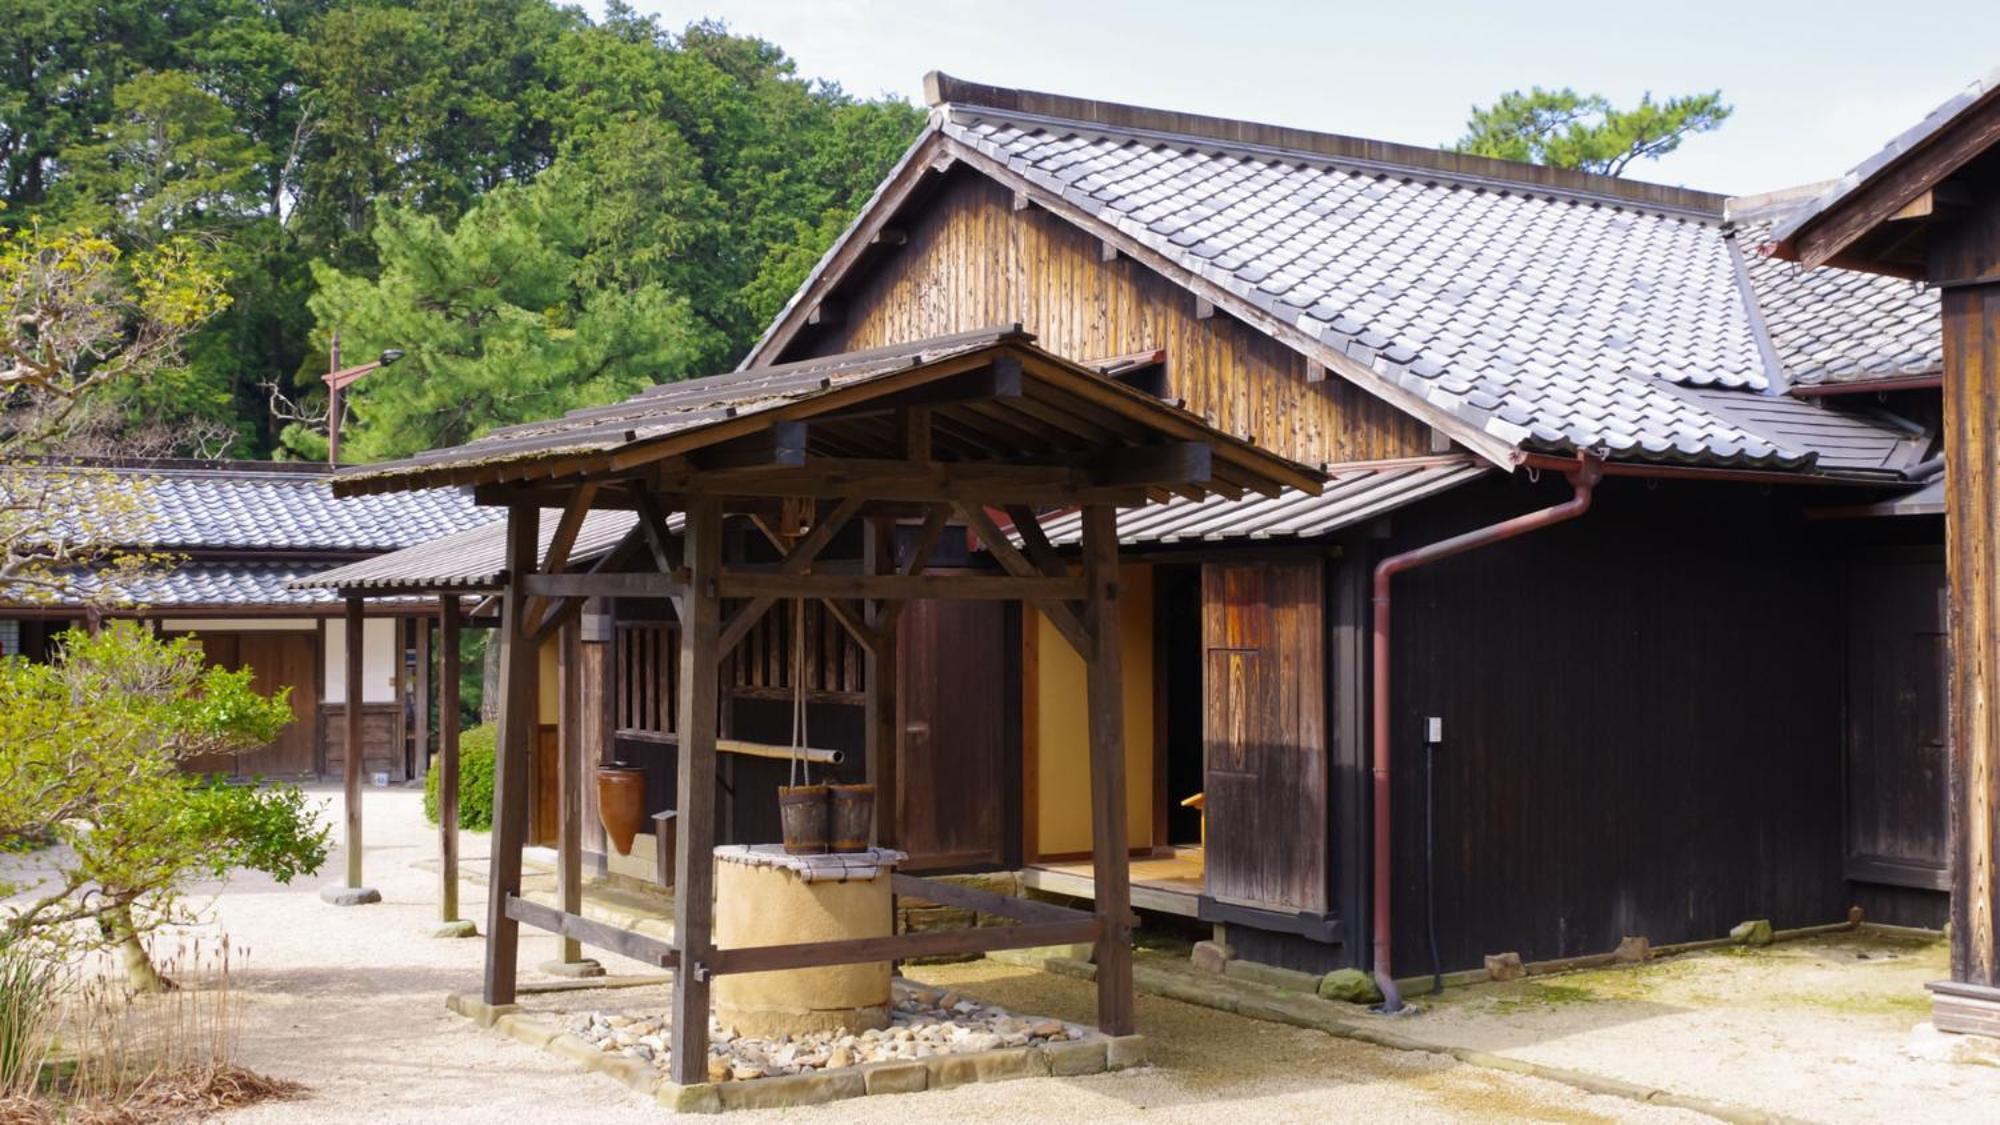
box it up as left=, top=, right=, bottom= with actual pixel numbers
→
left=1369, top=450, right=1604, bottom=1011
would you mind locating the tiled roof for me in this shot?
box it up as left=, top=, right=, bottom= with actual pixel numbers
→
left=1768, top=65, right=2000, bottom=250
left=1032, top=456, right=1491, bottom=546
left=66, top=560, right=422, bottom=608
left=1735, top=220, right=1940, bottom=387
left=294, top=509, right=642, bottom=592
left=943, top=105, right=1823, bottom=469
left=1672, top=384, right=1930, bottom=473
left=26, top=461, right=498, bottom=552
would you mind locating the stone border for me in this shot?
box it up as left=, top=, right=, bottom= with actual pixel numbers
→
left=445, top=989, right=1144, bottom=1114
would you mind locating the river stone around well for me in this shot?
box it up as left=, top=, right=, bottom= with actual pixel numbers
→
left=559, top=977, right=1089, bottom=1082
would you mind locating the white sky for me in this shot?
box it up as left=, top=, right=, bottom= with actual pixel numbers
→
left=609, top=0, right=2000, bottom=196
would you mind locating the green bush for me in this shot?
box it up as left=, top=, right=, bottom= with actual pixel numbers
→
left=423, top=724, right=496, bottom=832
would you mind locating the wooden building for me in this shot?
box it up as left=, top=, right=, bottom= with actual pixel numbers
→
left=3, top=459, right=496, bottom=780
left=325, top=71, right=1966, bottom=1019
left=1765, top=64, right=2000, bottom=1035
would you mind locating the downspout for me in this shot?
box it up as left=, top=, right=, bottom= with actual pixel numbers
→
left=1370, top=451, right=1604, bottom=1011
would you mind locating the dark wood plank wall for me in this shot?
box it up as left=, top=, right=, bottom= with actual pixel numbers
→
left=797, top=172, right=1433, bottom=469
left=1200, top=560, right=1328, bottom=912
left=1374, top=477, right=1852, bottom=976
left=1844, top=552, right=1950, bottom=892
left=895, top=598, right=1021, bottom=870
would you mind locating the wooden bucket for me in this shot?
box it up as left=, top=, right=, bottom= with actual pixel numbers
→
left=778, top=785, right=830, bottom=855
left=828, top=784, right=876, bottom=852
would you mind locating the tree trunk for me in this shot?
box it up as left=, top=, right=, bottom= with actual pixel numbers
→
left=103, top=904, right=170, bottom=994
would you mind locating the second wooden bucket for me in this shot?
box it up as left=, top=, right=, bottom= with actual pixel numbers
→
left=778, top=784, right=830, bottom=855
left=829, top=784, right=876, bottom=852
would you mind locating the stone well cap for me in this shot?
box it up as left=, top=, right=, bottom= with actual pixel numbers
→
left=715, top=844, right=907, bottom=882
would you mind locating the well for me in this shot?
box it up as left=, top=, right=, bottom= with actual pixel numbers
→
left=713, top=845, right=905, bottom=1037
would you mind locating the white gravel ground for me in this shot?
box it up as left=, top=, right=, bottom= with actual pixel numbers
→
left=178, top=785, right=1695, bottom=1122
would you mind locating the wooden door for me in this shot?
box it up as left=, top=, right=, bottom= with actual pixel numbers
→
left=896, top=599, right=1017, bottom=870
left=1201, top=561, right=1327, bottom=912
left=1845, top=553, right=1950, bottom=890
left=234, top=632, right=318, bottom=777
left=180, top=632, right=243, bottom=776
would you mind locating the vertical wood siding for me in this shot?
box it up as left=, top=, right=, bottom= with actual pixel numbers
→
left=1376, top=478, right=1851, bottom=975
left=800, top=173, right=1431, bottom=469
left=1201, top=559, right=1328, bottom=912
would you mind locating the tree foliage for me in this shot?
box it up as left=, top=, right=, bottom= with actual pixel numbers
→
left=1, top=0, right=924, bottom=460
left=0, top=624, right=328, bottom=991
left=1452, top=86, right=1732, bottom=176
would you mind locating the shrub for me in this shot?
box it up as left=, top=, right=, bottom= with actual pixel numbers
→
left=423, top=725, right=496, bottom=832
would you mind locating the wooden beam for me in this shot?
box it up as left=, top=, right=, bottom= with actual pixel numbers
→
left=413, top=616, right=430, bottom=783
left=693, top=420, right=810, bottom=470
left=1195, top=297, right=1216, bottom=320
left=1792, top=96, right=2000, bottom=270
left=901, top=407, right=932, bottom=463
left=863, top=518, right=897, bottom=846
left=716, top=495, right=865, bottom=660
left=633, top=492, right=680, bottom=574
left=523, top=483, right=599, bottom=637
left=668, top=493, right=722, bottom=1087
left=806, top=298, right=844, bottom=328
left=342, top=595, right=366, bottom=890
left=871, top=503, right=952, bottom=641
left=663, top=457, right=1153, bottom=506
left=1100, top=239, right=1119, bottom=263
left=719, top=571, right=1087, bottom=602
left=708, top=917, right=1100, bottom=976
left=555, top=618, right=586, bottom=967
left=522, top=572, right=685, bottom=599
left=1093, top=441, right=1212, bottom=488
left=438, top=598, right=462, bottom=924
left=889, top=872, right=1092, bottom=925
left=483, top=505, right=540, bottom=1007
left=1012, top=188, right=1033, bottom=212
left=1081, top=504, right=1135, bottom=1036
left=957, top=504, right=1091, bottom=658
left=870, top=228, right=908, bottom=247
left=504, top=895, right=680, bottom=969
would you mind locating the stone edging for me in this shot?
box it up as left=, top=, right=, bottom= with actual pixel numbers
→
left=445, top=991, right=1146, bottom=1114
left=1040, top=958, right=1788, bottom=1125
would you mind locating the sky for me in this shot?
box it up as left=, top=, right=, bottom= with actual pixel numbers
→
left=608, top=0, right=2000, bottom=196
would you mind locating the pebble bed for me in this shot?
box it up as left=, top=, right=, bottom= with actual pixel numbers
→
left=564, top=978, right=1091, bottom=1083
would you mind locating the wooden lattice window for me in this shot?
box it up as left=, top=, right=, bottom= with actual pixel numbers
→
left=615, top=622, right=678, bottom=741
left=724, top=599, right=866, bottom=703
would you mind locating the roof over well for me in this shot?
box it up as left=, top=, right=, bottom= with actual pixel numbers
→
left=335, top=328, right=1324, bottom=504
left=295, top=509, right=640, bottom=594
left=748, top=73, right=1940, bottom=479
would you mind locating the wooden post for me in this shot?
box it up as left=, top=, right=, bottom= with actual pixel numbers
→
left=414, top=613, right=431, bottom=778
left=669, top=494, right=721, bottom=1086
left=344, top=596, right=366, bottom=889
left=1080, top=505, right=1135, bottom=1035
left=1939, top=281, right=2000, bottom=1029
left=863, top=517, right=898, bottom=846
left=580, top=598, right=612, bottom=863
left=544, top=616, right=601, bottom=974
left=483, top=505, right=539, bottom=1006
left=438, top=598, right=463, bottom=925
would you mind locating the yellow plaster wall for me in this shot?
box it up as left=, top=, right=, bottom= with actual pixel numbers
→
left=538, top=634, right=560, bottom=723
left=1027, top=563, right=1154, bottom=857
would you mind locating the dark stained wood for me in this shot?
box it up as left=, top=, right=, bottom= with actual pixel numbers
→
left=864, top=518, right=898, bottom=846
left=719, top=571, right=1085, bottom=602
left=483, top=505, right=540, bottom=1007
left=438, top=599, right=463, bottom=923
left=1845, top=553, right=1950, bottom=892
left=668, top=494, right=722, bottom=1086
left=895, top=597, right=1015, bottom=869
left=1200, top=560, right=1328, bottom=913
left=505, top=895, right=679, bottom=968
left=413, top=618, right=430, bottom=779
left=711, top=916, right=1100, bottom=976
left=792, top=173, right=1434, bottom=469
left=556, top=619, right=585, bottom=964
left=234, top=632, right=318, bottom=776
left=530, top=724, right=558, bottom=848
left=890, top=872, right=1085, bottom=924
left=1082, top=505, right=1135, bottom=1035
left=343, top=596, right=366, bottom=889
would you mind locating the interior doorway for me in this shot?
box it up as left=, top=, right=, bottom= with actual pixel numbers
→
left=1155, top=562, right=1206, bottom=861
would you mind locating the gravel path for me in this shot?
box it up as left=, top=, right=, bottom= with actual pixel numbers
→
left=198, top=785, right=1695, bottom=1122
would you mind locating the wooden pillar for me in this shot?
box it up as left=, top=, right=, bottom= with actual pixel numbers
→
left=438, top=598, right=463, bottom=924
left=1940, top=282, right=2000, bottom=1028
left=580, top=599, right=612, bottom=862
left=414, top=613, right=431, bottom=778
left=344, top=595, right=367, bottom=889
left=549, top=616, right=596, bottom=970
left=863, top=517, right=897, bottom=846
left=669, top=494, right=722, bottom=1086
left=1080, top=505, right=1135, bottom=1035
left=483, top=505, right=539, bottom=1007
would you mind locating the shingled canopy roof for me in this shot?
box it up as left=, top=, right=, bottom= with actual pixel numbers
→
left=333, top=327, right=1324, bottom=505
